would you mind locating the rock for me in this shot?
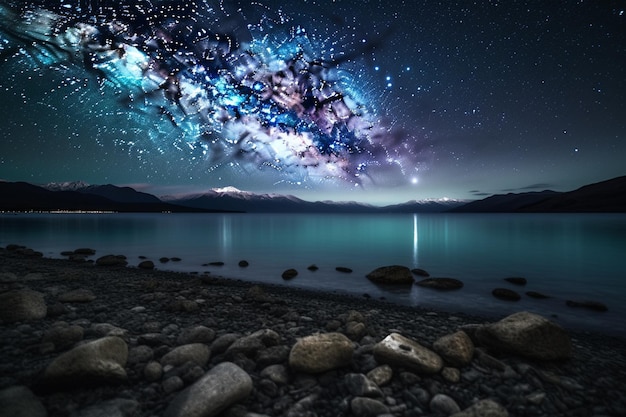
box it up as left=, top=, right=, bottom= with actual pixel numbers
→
left=307, top=264, right=319, bottom=271
left=411, top=268, right=430, bottom=277
left=226, top=329, right=281, bottom=358
left=416, top=277, right=464, bottom=290
left=163, top=376, right=185, bottom=394
left=366, top=364, right=393, bottom=387
left=95, top=255, right=128, bottom=267
left=565, top=300, right=608, bottom=312
left=441, top=367, right=461, bottom=383
left=373, top=333, right=443, bottom=375
left=245, top=285, right=275, bottom=303
left=450, top=399, right=509, bottom=417
left=475, top=311, right=572, bottom=360
left=163, top=362, right=252, bottom=417
left=430, top=393, right=461, bottom=415
left=238, top=260, right=249, bottom=267
left=281, top=269, right=298, bottom=280
left=366, top=265, right=413, bottom=285
left=144, top=361, right=163, bottom=382
left=177, top=326, right=216, bottom=345
left=492, top=288, right=521, bottom=301
left=171, top=257, right=182, bottom=262
left=350, top=397, right=390, bottom=417
left=127, top=345, right=154, bottom=364
left=260, top=364, right=290, bottom=385
left=432, top=331, right=474, bottom=367
left=0, top=290, right=47, bottom=322
left=74, top=248, right=96, bottom=255
left=42, top=324, right=84, bottom=351
left=345, top=373, right=383, bottom=397
left=0, top=385, right=47, bottom=417
left=289, top=332, right=354, bottom=373
left=256, top=345, right=290, bottom=367
left=58, top=289, right=96, bottom=303
left=161, top=343, right=210, bottom=368
left=138, top=260, right=155, bottom=270
left=345, top=321, right=367, bottom=340
left=210, top=333, right=240, bottom=354
left=73, top=398, right=139, bottom=417
left=504, top=277, right=527, bottom=285
left=43, top=336, right=128, bottom=387
left=336, top=266, right=353, bottom=273
left=526, top=291, right=550, bottom=299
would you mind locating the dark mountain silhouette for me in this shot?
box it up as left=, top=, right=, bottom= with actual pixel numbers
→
left=453, top=176, right=626, bottom=213
left=0, top=182, right=218, bottom=212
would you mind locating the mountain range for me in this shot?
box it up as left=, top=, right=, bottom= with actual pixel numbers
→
left=0, top=175, right=625, bottom=213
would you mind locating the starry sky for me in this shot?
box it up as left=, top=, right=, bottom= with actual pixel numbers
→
left=0, top=0, right=624, bottom=205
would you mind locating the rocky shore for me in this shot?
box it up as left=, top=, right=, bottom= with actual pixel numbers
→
left=1, top=246, right=625, bottom=417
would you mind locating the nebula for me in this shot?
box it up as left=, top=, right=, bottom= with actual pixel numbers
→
left=0, top=0, right=417, bottom=188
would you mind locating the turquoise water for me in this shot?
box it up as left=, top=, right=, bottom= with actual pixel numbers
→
left=1, top=212, right=625, bottom=336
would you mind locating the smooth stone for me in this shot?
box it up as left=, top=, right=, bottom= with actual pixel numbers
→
left=177, top=326, right=216, bottom=345
left=366, top=265, right=413, bottom=285
left=58, top=289, right=96, bottom=303
left=411, top=268, right=430, bottom=277
left=144, top=361, right=163, bottom=382
left=450, top=399, right=509, bottom=417
left=492, top=288, right=521, bottom=301
left=138, top=260, right=155, bottom=270
left=226, top=329, right=281, bottom=357
left=336, top=266, right=353, bottom=273
left=163, top=376, right=185, bottom=394
left=373, top=333, right=443, bottom=375
left=127, top=345, right=154, bottom=364
left=430, top=393, right=461, bottom=415
left=43, top=336, right=128, bottom=386
left=565, top=300, right=608, bottom=312
left=238, top=260, right=249, bottom=267
left=0, top=385, right=47, bottom=417
left=366, top=364, right=393, bottom=387
left=281, top=269, right=298, bottom=280
left=345, top=373, right=383, bottom=397
left=160, top=343, right=210, bottom=368
left=432, top=331, right=475, bottom=367
left=0, top=290, right=47, bottom=322
left=526, top=291, right=550, bottom=299
left=350, top=397, right=390, bottom=417
left=163, top=362, right=252, bottom=417
left=441, top=367, right=461, bottom=383
left=415, top=277, right=464, bottom=290
left=475, top=311, right=572, bottom=360
left=504, top=277, right=527, bottom=285
left=289, top=332, right=354, bottom=373
left=260, top=364, right=290, bottom=385
left=307, top=264, right=319, bottom=271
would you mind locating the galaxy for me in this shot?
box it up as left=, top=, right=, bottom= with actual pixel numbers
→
left=1, top=1, right=624, bottom=203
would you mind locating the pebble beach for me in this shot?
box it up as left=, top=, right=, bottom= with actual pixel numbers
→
left=1, top=245, right=625, bottom=417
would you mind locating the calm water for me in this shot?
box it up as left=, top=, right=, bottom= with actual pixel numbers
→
left=1, top=212, right=625, bottom=337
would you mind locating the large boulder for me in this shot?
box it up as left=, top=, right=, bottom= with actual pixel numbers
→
left=0, top=290, right=47, bottom=322
left=43, top=336, right=129, bottom=386
left=475, top=311, right=572, bottom=360
left=366, top=266, right=413, bottom=285
left=432, top=331, right=474, bottom=367
left=289, top=332, right=354, bottom=373
left=373, top=333, right=443, bottom=375
left=163, top=362, right=252, bottom=417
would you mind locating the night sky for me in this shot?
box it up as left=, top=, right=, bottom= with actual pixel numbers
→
left=0, top=0, right=624, bottom=205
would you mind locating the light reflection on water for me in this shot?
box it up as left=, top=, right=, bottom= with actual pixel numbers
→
left=1, top=212, right=625, bottom=336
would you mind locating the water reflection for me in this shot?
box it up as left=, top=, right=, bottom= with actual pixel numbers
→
left=413, top=214, right=419, bottom=267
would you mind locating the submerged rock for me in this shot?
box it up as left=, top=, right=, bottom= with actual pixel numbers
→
left=282, top=269, right=298, bottom=280
left=416, top=277, right=464, bottom=290
left=504, top=277, right=527, bottom=285
left=366, top=265, right=413, bottom=285
left=411, top=268, right=430, bottom=277
left=336, top=266, right=353, bottom=273
left=492, top=288, right=521, bottom=301
left=565, top=300, right=608, bottom=311
left=526, top=291, right=550, bottom=299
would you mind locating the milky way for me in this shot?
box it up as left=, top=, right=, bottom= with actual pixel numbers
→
left=0, top=0, right=418, bottom=189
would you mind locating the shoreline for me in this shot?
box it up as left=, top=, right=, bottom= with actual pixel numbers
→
left=1, top=246, right=626, bottom=416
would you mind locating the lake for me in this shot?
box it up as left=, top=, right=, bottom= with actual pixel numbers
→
left=1, top=212, right=625, bottom=337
